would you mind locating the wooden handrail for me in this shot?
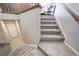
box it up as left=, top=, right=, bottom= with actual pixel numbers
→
left=62, top=3, right=79, bottom=21
left=17, top=4, right=42, bottom=14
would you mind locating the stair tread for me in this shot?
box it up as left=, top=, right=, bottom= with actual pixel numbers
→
left=41, top=18, right=55, bottom=20
left=41, top=29, right=60, bottom=32
left=41, top=24, right=57, bottom=26
left=41, top=15, right=54, bottom=19
left=39, top=42, right=77, bottom=56
left=41, top=20, right=56, bottom=22
left=41, top=35, right=64, bottom=38
left=41, top=21, right=56, bottom=23
left=41, top=22, right=56, bottom=24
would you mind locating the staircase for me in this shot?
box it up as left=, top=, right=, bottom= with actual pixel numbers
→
left=39, top=15, right=77, bottom=56
left=40, top=15, right=64, bottom=42
left=8, top=14, right=77, bottom=56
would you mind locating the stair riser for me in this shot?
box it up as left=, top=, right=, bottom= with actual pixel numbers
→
left=41, top=19, right=56, bottom=22
left=41, top=22, right=56, bottom=24
left=41, top=18, right=55, bottom=20
left=41, top=31, right=60, bottom=35
left=41, top=38, right=64, bottom=42
left=41, top=16, right=54, bottom=19
left=41, top=26, right=58, bottom=29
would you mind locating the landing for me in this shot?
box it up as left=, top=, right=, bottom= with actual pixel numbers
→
left=39, top=41, right=77, bottom=56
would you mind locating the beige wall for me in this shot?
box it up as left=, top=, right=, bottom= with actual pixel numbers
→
left=18, top=8, right=41, bottom=46
left=0, top=22, right=8, bottom=43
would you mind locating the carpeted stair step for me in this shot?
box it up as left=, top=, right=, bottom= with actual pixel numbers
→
left=41, top=29, right=60, bottom=35
left=41, top=21, right=56, bottom=24
left=41, top=15, right=54, bottom=19
left=41, top=24, right=58, bottom=29
left=41, top=35, right=64, bottom=42
left=41, top=19, right=56, bottom=21
left=41, top=18, right=55, bottom=20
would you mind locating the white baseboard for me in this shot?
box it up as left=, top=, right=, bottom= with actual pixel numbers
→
left=65, top=42, right=79, bottom=56
left=55, top=16, right=68, bottom=42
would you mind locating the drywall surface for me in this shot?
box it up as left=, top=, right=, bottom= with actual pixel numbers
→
left=0, top=23, right=9, bottom=43
left=18, top=8, right=41, bottom=46
left=65, top=3, right=79, bottom=16
left=55, top=4, right=79, bottom=54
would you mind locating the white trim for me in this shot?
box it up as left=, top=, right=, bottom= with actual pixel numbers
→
left=55, top=16, right=79, bottom=56
left=25, top=44, right=37, bottom=48
left=65, top=42, right=79, bottom=56
left=55, top=16, right=68, bottom=42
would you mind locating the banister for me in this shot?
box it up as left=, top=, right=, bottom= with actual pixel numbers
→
left=17, top=4, right=42, bottom=14
left=62, top=3, right=79, bottom=21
